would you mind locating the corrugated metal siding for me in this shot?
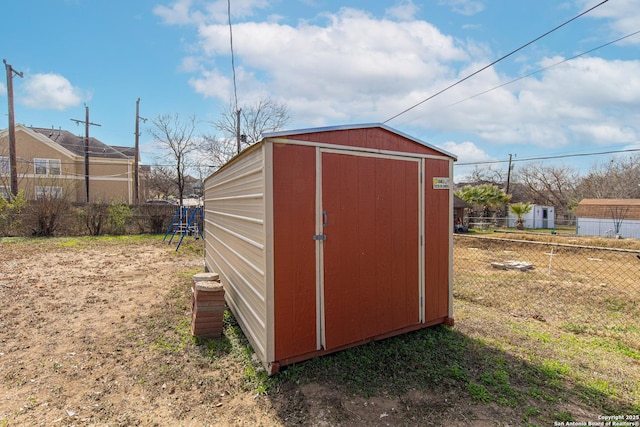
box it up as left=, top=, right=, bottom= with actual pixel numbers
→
left=577, top=218, right=640, bottom=239
left=203, top=144, right=268, bottom=362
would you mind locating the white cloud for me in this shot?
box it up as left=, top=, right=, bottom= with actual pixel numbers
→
left=162, top=2, right=640, bottom=153
left=575, top=0, right=640, bottom=42
left=154, top=0, right=202, bottom=25
left=0, top=82, right=6, bottom=96
left=191, top=7, right=468, bottom=124
left=437, top=0, right=485, bottom=16
left=19, top=73, right=85, bottom=111
left=188, top=68, right=231, bottom=99
left=438, top=140, right=493, bottom=182
left=439, top=140, right=492, bottom=163
left=154, top=0, right=270, bottom=26
left=385, top=0, right=420, bottom=21
left=402, top=55, right=640, bottom=149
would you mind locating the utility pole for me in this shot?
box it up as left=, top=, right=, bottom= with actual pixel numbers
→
left=236, top=109, right=241, bottom=154
left=506, top=153, right=514, bottom=195
left=3, top=59, right=23, bottom=198
left=134, top=98, right=146, bottom=204
left=71, top=105, right=101, bottom=203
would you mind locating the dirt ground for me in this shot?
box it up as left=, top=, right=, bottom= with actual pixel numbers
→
left=0, top=236, right=586, bottom=426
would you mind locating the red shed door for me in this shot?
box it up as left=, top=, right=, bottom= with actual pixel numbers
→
left=321, top=151, right=421, bottom=351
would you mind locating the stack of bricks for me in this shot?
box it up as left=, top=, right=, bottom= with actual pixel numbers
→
left=191, top=272, right=225, bottom=339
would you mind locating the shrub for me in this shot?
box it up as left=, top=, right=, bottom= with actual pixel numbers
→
left=107, top=202, right=133, bottom=235
left=0, top=191, right=27, bottom=237
left=78, top=203, right=109, bottom=236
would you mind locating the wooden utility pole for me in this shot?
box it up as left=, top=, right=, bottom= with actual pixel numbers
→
left=3, top=59, right=23, bottom=198
left=134, top=98, right=146, bottom=204
left=506, top=153, right=514, bottom=195
left=236, top=109, right=241, bottom=154
left=71, top=105, right=101, bottom=203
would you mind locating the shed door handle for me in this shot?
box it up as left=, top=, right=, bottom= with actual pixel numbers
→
left=322, top=210, right=328, bottom=227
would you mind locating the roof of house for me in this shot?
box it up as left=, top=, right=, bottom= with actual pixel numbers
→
left=29, top=127, right=131, bottom=160
left=454, top=195, right=471, bottom=209
left=111, top=146, right=136, bottom=158
left=576, top=199, right=640, bottom=220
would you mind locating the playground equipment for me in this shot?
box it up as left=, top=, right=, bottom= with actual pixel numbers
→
left=163, top=202, right=204, bottom=251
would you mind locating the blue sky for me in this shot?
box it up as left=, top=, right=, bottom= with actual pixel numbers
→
left=2, top=0, right=639, bottom=180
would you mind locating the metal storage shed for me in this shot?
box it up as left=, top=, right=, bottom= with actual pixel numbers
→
left=203, top=123, right=456, bottom=373
left=507, top=204, right=555, bottom=229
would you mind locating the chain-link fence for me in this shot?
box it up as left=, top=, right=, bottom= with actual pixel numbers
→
left=453, top=234, right=639, bottom=348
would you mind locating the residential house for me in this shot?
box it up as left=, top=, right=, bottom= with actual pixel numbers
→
left=0, top=124, right=135, bottom=203
left=576, top=199, right=640, bottom=239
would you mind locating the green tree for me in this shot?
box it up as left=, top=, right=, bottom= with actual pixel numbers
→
left=509, top=202, right=533, bottom=230
left=455, top=184, right=511, bottom=218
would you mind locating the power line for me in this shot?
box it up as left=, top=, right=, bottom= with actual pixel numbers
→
left=227, top=0, right=239, bottom=113
left=227, top=0, right=243, bottom=154
left=401, top=29, right=640, bottom=121
left=456, top=147, right=640, bottom=166
left=383, top=0, right=610, bottom=124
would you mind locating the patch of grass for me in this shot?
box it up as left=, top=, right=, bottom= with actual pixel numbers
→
left=593, top=338, right=640, bottom=360
left=540, top=359, right=570, bottom=379
left=152, top=335, right=184, bottom=353
left=522, top=406, right=541, bottom=422
left=467, top=381, right=492, bottom=402
left=480, top=369, right=509, bottom=387
left=561, top=323, right=590, bottom=334
left=222, top=312, right=274, bottom=394
left=54, top=234, right=160, bottom=248
left=605, top=298, right=626, bottom=312
left=552, top=412, right=574, bottom=422
left=584, top=378, right=616, bottom=399
left=529, top=387, right=557, bottom=402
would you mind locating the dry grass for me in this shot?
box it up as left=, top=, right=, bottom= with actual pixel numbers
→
left=453, top=234, right=640, bottom=418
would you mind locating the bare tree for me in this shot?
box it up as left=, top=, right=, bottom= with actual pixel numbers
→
left=148, top=113, right=198, bottom=204
left=203, top=96, right=291, bottom=167
left=467, top=165, right=506, bottom=186
left=145, top=165, right=179, bottom=200
left=575, top=155, right=640, bottom=200
left=513, top=163, right=579, bottom=219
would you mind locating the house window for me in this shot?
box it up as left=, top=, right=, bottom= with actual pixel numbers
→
left=0, top=156, right=9, bottom=175
left=0, top=186, right=8, bottom=199
left=34, top=158, right=61, bottom=176
left=35, top=186, right=63, bottom=200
